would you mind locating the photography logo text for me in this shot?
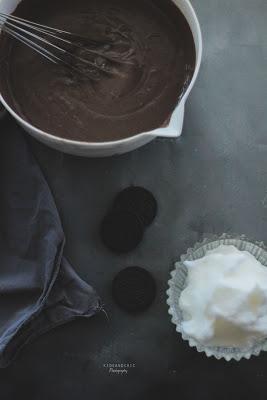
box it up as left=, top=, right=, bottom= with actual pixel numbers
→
left=103, top=363, right=136, bottom=375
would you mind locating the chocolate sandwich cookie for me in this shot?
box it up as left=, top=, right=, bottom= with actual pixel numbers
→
left=101, top=211, right=144, bottom=254
left=114, top=186, right=157, bottom=226
left=112, top=267, right=156, bottom=313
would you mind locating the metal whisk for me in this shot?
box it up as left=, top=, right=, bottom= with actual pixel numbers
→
left=0, top=11, right=132, bottom=80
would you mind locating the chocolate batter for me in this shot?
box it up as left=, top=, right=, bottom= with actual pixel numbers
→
left=0, top=0, right=195, bottom=142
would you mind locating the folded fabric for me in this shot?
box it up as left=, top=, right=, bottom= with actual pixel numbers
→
left=0, top=103, right=5, bottom=119
left=0, top=125, right=101, bottom=367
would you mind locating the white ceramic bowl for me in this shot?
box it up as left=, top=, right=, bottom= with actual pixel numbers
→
left=0, top=0, right=202, bottom=157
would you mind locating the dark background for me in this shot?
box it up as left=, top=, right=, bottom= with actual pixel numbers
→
left=1, top=0, right=267, bottom=398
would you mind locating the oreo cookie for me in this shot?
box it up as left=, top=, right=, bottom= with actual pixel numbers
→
left=114, top=186, right=157, bottom=226
left=101, top=211, right=144, bottom=254
left=112, top=267, right=156, bottom=313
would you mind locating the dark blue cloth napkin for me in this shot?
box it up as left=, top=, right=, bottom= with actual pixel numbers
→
left=0, top=125, right=101, bottom=367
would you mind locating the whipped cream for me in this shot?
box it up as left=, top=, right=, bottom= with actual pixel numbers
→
left=179, top=245, right=267, bottom=347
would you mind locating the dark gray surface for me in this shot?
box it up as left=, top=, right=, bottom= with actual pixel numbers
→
left=0, top=0, right=267, bottom=398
